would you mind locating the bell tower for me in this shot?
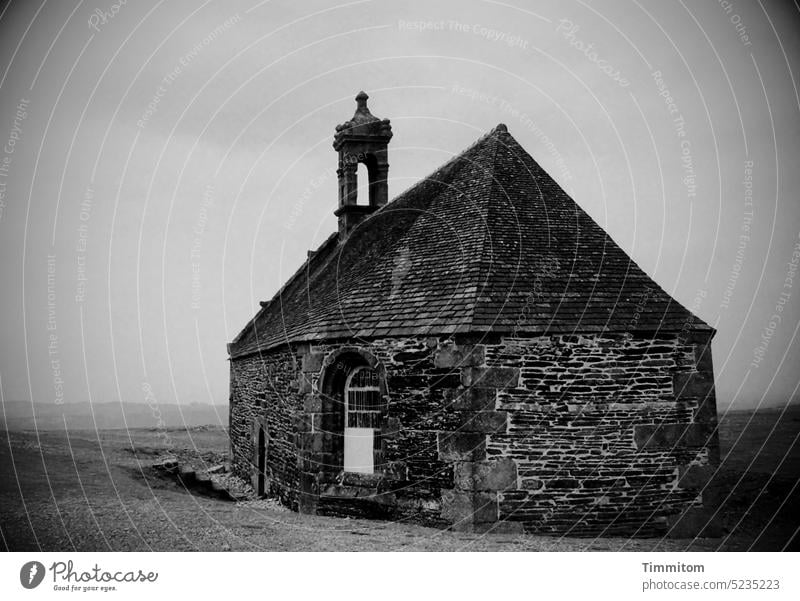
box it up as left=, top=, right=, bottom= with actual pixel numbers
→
left=333, top=91, right=392, bottom=239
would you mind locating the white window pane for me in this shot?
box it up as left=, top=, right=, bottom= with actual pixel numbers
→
left=344, top=427, right=374, bottom=474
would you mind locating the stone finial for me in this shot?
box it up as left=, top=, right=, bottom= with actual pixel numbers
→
left=334, top=91, right=392, bottom=141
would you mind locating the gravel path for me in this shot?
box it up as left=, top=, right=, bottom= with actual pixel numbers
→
left=0, top=426, right=791, bottom=551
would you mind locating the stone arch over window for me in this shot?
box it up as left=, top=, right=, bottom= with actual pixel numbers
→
left=318, top=348, right=387, bottom=475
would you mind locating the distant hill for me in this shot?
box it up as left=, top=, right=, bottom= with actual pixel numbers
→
left=0, top=401, right=228, bottom=431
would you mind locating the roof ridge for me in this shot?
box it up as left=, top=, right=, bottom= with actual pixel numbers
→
left=377, top=124, right=509, bottom=211
left=234, top=126, right=508, bottom=347
left=341, top=125, right=511, bottom=339
left=229, top=122, right=713, bottom=359
left=471, top=131, right=715, bottom=335
left=466, top=128, right=506, bottom=332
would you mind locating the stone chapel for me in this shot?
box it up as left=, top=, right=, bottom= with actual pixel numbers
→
left=227, top=92, right=720, bottom=536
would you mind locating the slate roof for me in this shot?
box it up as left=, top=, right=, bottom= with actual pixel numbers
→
left=230, top=125, right=711, bottom=358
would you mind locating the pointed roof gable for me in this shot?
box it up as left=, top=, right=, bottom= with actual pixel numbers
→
left=230, top=125, right=711, bottom=358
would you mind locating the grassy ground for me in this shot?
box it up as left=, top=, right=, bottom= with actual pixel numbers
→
left=1, top=408, right=798, bottom=551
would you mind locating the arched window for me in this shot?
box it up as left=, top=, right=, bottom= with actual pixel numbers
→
left=343, top=366, right=381, bottom=473
left=356, top=162, right=370, bottom=206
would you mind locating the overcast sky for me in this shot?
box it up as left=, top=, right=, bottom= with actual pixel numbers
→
left=1, top=0, right=799, bottom=415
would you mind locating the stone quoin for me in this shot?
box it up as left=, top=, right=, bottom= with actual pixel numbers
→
left=227, top=92, right=720, bottom=536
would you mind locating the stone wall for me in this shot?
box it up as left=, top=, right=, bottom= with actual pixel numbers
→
left=229, top=349, right=304, bottom=509
left=482, top=333, right=718, bottom=536
left=294, top=339, right=460, bottom=526
left=229, top=330, right=719, bottom=536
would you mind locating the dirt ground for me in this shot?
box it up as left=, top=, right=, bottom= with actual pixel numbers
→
left=1, top=408, right=798, bottom=552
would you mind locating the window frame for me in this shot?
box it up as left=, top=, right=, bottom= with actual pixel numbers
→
left=344, top=365, right=382, bottom=428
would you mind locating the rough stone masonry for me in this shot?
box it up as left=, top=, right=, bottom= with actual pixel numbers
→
left=228, top=92, right=720, bottom=537
left=229, top=331, right=719, bottom=536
